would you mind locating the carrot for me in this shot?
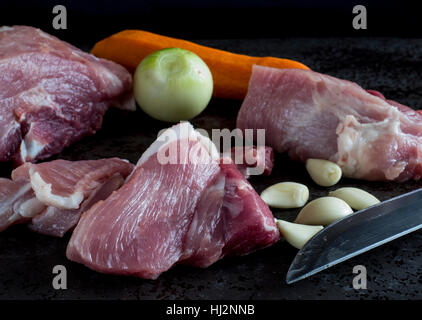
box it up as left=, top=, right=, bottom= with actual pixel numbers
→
left=91, top=30, right=310, bottom=100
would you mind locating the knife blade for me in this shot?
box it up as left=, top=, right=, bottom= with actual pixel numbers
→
left=286, top=188, right=422, bottom=284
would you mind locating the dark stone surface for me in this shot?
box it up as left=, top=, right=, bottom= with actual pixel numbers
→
left=1, top=38, right=422, bottom=300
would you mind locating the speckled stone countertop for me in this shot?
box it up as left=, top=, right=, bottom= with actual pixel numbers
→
left=0, top=38, right=421, bottom=300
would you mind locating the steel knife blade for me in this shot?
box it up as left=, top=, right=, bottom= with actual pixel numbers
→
left=286, top=188, right=422, bottom=284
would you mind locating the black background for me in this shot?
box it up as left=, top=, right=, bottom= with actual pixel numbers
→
left=1, top=1, right=421, bottom=46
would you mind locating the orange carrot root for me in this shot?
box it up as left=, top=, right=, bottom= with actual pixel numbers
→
left=92, top=30, right=310, bottom=100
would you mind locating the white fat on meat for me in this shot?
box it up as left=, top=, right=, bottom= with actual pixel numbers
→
left=20, top=139, right=46, bottom=167
left=27, top=159, right=134, bottom=210
left=0, top=179, right=45, bottom=232
left=16, top=197, right=46, bottom=218
left=336, top=113, right=408, bottom=180
left=29, top=173, right=125, bottom=237
left=137, top=122, right=219, bottom=167
left=29, top=169, right=84, bottom=210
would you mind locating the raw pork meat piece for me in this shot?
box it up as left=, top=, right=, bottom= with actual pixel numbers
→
left=0, top=178, right=44, bottom=232
left=13, top=158, right=134, bottom=210
left=28, top=173, right=125, bottom=237
left=0, top=26, right=135, bottom=164
left=230, top=146, right=274, bottom=178
left=181, top=158, right=277, bottom=268
left=66, top=122, right=279, bottom=279
left=237, top=65, right=422, bottom=181
left=219, top=160, right=278, bottom=256
left=0, top=158, right=134, bottom=236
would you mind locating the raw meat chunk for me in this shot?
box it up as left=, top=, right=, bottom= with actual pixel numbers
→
left=0, top=26, right=134, bottom=164
left=67, top=123, right=279, bottom=279
left=0, top=158, right=134, bottom=235
left=237, top=66, right=422, bottom=181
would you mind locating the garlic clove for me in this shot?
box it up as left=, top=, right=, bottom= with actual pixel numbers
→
left=294, top=196, right=353, bottom=226
left=276, top=219, right=323, bottom=249
left=260, top=182, right=309, bottom=209
left=329, top=187, right=380, bottom=210
left=305, top=158, right=342, bottom=187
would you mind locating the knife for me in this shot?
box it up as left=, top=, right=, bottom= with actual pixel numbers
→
left=286, top=187, right=422, bottom=284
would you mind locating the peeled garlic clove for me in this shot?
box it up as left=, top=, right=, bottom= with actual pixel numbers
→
left=329, top=187, right=380, bottom=210
left=276, top=219, right=323, bottom=249
left=305, top=158, right=342, bottom=187
left=295, top=196, right=353, bottom=226
left=260, top=182, right=309, bottom=208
